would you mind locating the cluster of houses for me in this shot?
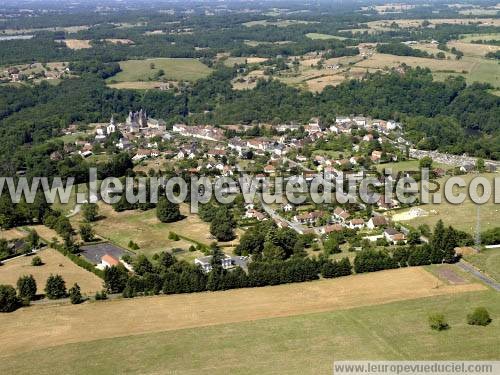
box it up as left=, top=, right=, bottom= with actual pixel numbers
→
left=1, top=64, right=67, bottom=83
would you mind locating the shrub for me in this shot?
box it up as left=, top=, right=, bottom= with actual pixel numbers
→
left=429, top=313, right=449, bottom=331
left=128, top=240, right=139, bottom=250
left=95, top=290, right=108, bottom=300
left=467, top=307, right=492, bottom=326
left=31, top=256, right=43, bottom=266
left=68, top=283, right=83, bottom=304
left=168, top=232, right=180, bottom=241
left=0, top=284, right=21, bottom=312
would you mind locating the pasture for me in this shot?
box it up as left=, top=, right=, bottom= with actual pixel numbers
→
left=108, top=58, right=213, bottom=84
left=0, top=267, right=495, bottom=374
left=63, top=39, right=92, bottom=49
left=0, top=248, right=103, bottom=295
left=391, top=173, right=500, bottom=234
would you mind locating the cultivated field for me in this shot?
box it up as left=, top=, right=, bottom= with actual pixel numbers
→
left=243, top=19, right=314, bottom=27
left=306, top=33, right=345, bottom=40
left=63, top=39, right=92, bottom=49
left=79, top=203, right=214, bottom=256
left=0, top=266, right=485, bottom=359
left=366, top=18, right=500, bottom=31
left=391, top=173, right=499, bottom=233
left=4, top=289, right=499, bottom=374
left=106, top=81, right=171, bottom=90
left=0, top=248, right=103, bottom=295
left=108, top=58, right=213, bottom=84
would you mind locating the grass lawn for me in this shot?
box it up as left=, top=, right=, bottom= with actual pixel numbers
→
left=108, top=58, right=212, bottom=83
left=1, top=285, right=498, bottom=374
left=77, top=203, right=214, bottom=256
left=465, top=248, right=500, bottom=282
left=306, top=32, right=346, bottom=40
left=391, top=173, right=499, bottom=234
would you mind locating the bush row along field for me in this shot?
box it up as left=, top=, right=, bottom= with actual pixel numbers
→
left=0, top=278, right=496, bottom=374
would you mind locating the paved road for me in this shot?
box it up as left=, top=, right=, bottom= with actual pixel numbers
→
left=457, top=260, right=500, bottom=291
left=259, top=198, right=306, bottom=234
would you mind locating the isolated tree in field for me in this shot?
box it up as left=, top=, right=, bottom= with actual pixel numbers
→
left=429, top=313, right=449, bottom=331
left=79, top=223, right=95, bottom=242
left=31, top=255, right=43, bottom=266
left=0, top=285, right=21, bottom=312
left=44, top=274, right=66, bottom=299
left=68, top=283, right=83, bottom=304
left=17, top=275, right=37, bottom=300
left=156, top=197, right=181, bottom=223
left=210, top=219, right=235, bottom=241
left=467, top=307, right=492, bottom=326
left=82, top=203, right=99, bottom=222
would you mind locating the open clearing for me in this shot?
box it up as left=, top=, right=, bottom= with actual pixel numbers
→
left=0, top=228, right=26, bottom=240
left=108, top=58, right=213, bottom=83
left=465, top=249, right=500, bottom=282
left=0, top=248, right=102, bottom=295
left=366, top=18, right=500, bottom=31
left=0, top=266, right=485, bottom=359
left=63, top=39, right=92, bottom=49
left=106, top=81, right=170, bottom=90
left=306, top=33, right=345, bottom=40
left=243, top=19, right=314, bottom=27
left=391, top=173, right=499, bottom=233
left=77, top=203, right=213, bottom=256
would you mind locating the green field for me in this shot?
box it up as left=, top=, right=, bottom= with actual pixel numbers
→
left=376, top=160, right=449, bottom=174
left=305, top=33, right=346, bottom=40
left=465, top=249, right=500, bottom=282
left=108, top=58, right=213, bottom=83
left=2, top=290, right=499, bottom=374
left=459, top=33, right=500, bottom=42
left=392, top=173, right=499, bottom=234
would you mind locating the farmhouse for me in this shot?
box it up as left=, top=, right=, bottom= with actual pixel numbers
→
left=100, top=254, right=120, bottom=268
